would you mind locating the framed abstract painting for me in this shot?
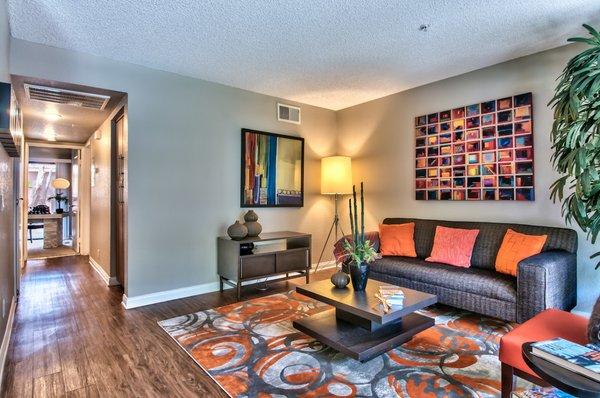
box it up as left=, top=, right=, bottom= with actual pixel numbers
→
left=241, top=128, right=304, bottom=207
left=415, top=92, right=534, bottom=201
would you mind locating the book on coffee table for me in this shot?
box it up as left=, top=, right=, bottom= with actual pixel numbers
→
left=531, top=338, right=600, bottom=383
left=378, top=286, right=404, bottom=306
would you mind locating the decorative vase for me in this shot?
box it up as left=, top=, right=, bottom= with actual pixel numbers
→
left=330, top=269, right=350, bottom=289
left=589, top=295, right=600, bottom=344
left=244, top=210, right=262, bottom=237
left=350, top=262, right=370, bottom=291
left=227, top=221, right=248, bottom=240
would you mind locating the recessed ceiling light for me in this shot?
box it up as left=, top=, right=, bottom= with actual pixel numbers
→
left=44, top=126, right=56, bottom=141
left=45, top=113, right=62, bottom=122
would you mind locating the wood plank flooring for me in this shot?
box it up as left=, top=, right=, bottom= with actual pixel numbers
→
left=1, top=256, right=332, bottom=397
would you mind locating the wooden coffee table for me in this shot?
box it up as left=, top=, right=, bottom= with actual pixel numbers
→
left=293, top=279, right=437, bottom=362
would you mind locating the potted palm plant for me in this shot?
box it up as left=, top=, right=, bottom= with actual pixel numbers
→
left=549, top=24, right=600, bottom=342
left=342, top=182, right=377, bottom=291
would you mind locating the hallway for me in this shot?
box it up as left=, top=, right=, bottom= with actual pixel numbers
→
left=1, top=256, right=330, bottom=397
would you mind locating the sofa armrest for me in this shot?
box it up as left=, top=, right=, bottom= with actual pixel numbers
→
left=517, top=250, right=577, bottom=323
left=333, top=231, right=380, bottom=264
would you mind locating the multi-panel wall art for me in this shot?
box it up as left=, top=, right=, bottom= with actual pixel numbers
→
left=415, top=92, right=534, bottom=201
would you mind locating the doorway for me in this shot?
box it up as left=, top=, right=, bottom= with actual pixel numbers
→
left=24, top=143, right=82, bottom=260
left=11, top=75, right=128, bottom=293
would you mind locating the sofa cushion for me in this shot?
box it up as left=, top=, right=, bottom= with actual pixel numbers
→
left=379, top=222, right=417, bottom=257
left=371, top=256, right=517, bottom=302
left=425, top=225, right=479, bottom=267
left=382, top=218, right=577, bottom=270
left=495, top=229, right=547, bottom=276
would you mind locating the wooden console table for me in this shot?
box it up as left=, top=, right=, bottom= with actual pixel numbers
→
left=217, top=231, right=311, bottom=300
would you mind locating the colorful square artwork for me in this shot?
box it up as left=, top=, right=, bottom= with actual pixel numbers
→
left=415, top=92, right=534, bottom=201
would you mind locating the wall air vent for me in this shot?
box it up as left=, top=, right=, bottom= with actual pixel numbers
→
left=24, top=84, right=110, bottom=110
left=277, top=103, right=301, bottom=124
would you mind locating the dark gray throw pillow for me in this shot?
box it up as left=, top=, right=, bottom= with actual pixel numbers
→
left=589, top=296, right=600, bottom=344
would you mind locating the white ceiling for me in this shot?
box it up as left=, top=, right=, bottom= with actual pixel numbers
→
left=7, top=1, right=600, bottom=110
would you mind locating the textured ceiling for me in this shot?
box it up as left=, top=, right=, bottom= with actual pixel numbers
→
left=12, top=75, right=126, bottom=143
left=7, top=1, right=600, bottom=110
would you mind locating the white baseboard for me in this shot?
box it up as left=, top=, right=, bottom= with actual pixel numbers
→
left=123, top=281, right=221, bottom=309
left=89, top=257, right=119, bottom=286
left=0, top=297, right=16, bottom=392
left=572, top=309, right=591, bottom=318
left=311, top=260, right=336, bottom=271
left=122, top=259, right=337, bottom=310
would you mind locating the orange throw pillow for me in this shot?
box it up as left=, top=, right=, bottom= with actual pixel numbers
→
left=379, top=223, right=417, bottom=257
left=495, top=229, right=547, bottom=276
left=426, top=226, right=479, bottom=267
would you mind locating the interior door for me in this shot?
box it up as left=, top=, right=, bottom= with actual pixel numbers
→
left=115, top=113, right=126, bottom=285
left=13, top=160, right=21, bottom=294
left=70, top=149, right=80, bottom=252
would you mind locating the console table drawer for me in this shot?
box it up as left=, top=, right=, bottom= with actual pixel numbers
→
left=276, top=248, right=309, bottom=273
left=240, top=255, right=275, bottom=279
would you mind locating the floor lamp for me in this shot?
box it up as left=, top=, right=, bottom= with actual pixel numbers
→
left=314, top=156, right=352, bottom=273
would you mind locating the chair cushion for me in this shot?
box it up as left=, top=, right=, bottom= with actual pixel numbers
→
left=499, top=309, right=588, bottom=377
left=379, top=222, right=417, bottom=257
left=371, top=256, right=517, bottom=302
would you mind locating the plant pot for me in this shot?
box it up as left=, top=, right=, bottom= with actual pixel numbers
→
left=330, top=269, right=350, bottom=289
left=56, top=208, right=64, bottom=214
left=589, top=295, right=600, bottom=344
left=350, top=262, right=370, bottom=291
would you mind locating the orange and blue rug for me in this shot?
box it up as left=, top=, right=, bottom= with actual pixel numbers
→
left=159, top=290, right=517, bottom=397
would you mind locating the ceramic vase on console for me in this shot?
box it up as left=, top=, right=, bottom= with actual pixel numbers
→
left=350, top=262, right=370, bottom=291
left=227, top=221, right=248, bottom=240
left=244, top=210, right=262, bottom=237
left=330, top=268, right=350, bottom=289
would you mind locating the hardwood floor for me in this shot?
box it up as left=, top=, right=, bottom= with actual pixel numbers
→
left=1, top=255, right=333, bottom=397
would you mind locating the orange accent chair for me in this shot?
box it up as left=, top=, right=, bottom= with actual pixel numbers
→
left=499, top=308, right=589, bottom=398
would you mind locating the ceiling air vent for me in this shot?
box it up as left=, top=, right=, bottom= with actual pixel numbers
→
left=24, top=84, right=110, bottom=110
left=277, top=103, right=301, bottom=124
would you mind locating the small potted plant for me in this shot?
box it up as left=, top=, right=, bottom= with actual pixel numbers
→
left=342, top=182, right=377, bottom=291
left=48, top=192, right=69, bottom=214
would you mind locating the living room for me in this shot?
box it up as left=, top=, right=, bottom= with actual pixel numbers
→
left=1, top=1, right=600, bottom=397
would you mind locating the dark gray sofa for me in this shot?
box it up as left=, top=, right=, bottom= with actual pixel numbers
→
left=343, top=218, right=578, bottom=323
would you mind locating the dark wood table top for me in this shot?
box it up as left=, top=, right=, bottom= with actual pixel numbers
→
left=218, top=231, right=310, bottom=243
left=296, top=278, right=437, bottom=324
left=522, top=342, right=600, bottom=398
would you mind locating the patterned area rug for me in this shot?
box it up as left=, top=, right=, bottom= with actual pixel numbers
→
left=159, top=290, right=515, bottom=397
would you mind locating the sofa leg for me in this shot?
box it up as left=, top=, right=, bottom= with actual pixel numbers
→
left=501, top=363, right=516, bottom=398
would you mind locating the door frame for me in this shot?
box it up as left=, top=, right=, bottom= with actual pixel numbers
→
left=22, top=141, right=86, bottom=262
left=110, top=107, right=127, bottom=288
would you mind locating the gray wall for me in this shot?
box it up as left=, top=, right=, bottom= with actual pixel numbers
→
left=10, top=38, right=338, bottom=297
left=0, top=0, right=14, bottom=360
left=337, top=43, right=600, bottom=313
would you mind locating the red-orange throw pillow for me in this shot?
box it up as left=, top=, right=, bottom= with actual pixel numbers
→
left=379, top=223, right=417, bottom=257
left=495, top=229, right=547, bottom=276
left=426, top=226, right=479, bottom=267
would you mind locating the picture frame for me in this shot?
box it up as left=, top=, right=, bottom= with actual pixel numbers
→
left=241, top=128, right=305, bottom=207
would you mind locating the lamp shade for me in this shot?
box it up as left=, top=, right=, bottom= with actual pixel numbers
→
left=321, top=156, right=352, bottom=195
left=52, top=178, right=71, bottom=190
